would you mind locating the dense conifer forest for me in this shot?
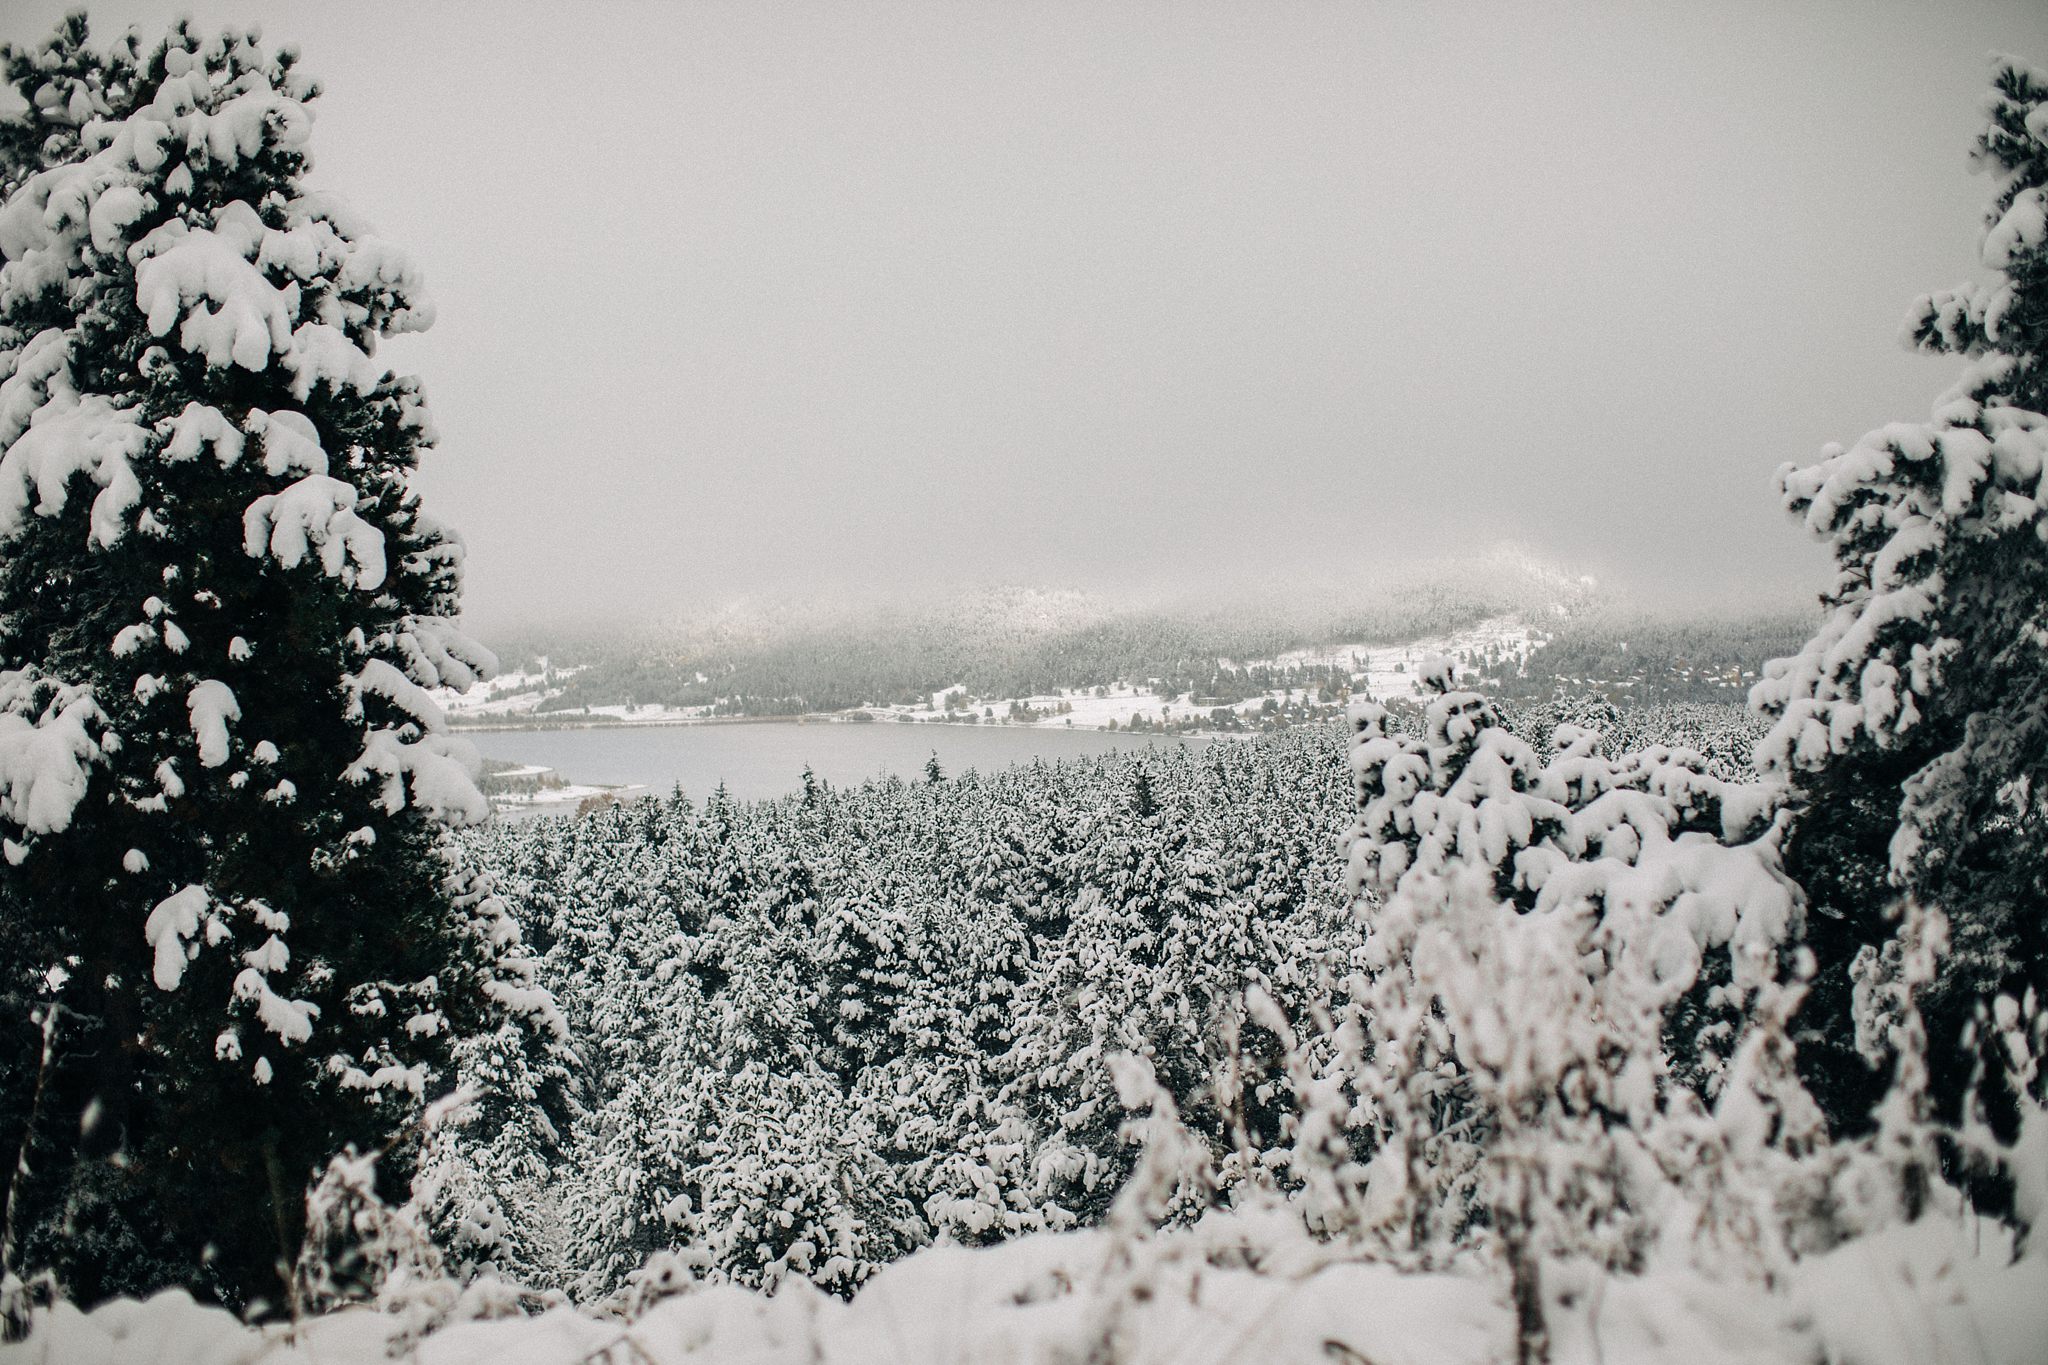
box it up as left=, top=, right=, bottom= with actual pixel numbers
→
left=437, top=700, right=1772, bottom=1296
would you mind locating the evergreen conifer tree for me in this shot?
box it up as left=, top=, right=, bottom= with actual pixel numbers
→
left=1757, top=57, right=2048, bottom=1151
left=0, top=16, right=557, bottom=1310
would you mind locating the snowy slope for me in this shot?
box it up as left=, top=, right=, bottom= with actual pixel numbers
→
left=1236, top=614, right=1536, bottom=703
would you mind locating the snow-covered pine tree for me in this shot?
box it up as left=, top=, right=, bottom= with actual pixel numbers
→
left=0, top=17, right=558, bottom=1310
left=1757, top=56, right=2048, bottom=1156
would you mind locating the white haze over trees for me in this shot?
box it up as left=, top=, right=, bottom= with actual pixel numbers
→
left=5, top=0, right=2045, bottom=628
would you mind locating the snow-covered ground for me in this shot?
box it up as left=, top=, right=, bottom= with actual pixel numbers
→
left=440, top=666, right=717, bottom=728
left=878, top=681, right=1188, bottom=732
left=487, top=782, right=642, bottom=816
left=441, top=665, right=724, bottom=726
left=867, top=615, right=1540, bottom=731
left=1241, top=614, right=1537, bottom=704
left=13, top=1213, right=2043, bottom=1365
left=472, top=757, right=632, bottom=818
left=438, top=667, right=575, bottom=721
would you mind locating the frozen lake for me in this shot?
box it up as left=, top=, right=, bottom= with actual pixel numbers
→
left=463, top=720, right=1219, bottom=806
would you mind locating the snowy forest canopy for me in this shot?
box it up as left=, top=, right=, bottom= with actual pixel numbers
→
left=0, top=13, right=2044, bottom=1365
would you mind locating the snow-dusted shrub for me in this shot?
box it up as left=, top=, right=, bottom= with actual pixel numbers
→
left=1236, top=667, right=1833, bottom=1360
left=0, top=16, right=563, bottom=1309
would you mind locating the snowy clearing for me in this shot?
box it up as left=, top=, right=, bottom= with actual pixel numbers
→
left=1234, top=614, right=1538, bottom=704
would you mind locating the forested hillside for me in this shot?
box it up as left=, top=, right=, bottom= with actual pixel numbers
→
left=464, top=597, right=1812, bottom=730
left=1476, top=609, right=1817, bottom=705
left=481, top=558, right=1593, bottom=718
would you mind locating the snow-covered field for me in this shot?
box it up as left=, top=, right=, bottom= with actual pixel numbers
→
left=14, top=1214, right=2043, bottom=1365
left=438, top=666, right=621, bottom=723
left=868, top=614, right=1538, bottom=730
left=487, top=781, right=639, bottom=816
left=440, top=664, right=721, bottom=728
left=471, top=757, right=631, bottom=817
left=1243, top=614, right=1536, bottom=703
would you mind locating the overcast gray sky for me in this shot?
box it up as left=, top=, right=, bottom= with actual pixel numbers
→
left=7, top=0, right=2047, bottom=629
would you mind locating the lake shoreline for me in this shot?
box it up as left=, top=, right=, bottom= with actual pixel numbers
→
left=450, top=711, right=1266, bottom=737
left=454, top=711, right=864, bottom=733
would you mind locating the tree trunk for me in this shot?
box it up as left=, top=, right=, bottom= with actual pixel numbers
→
left=1506, top=1167, right=1548, bottom=1365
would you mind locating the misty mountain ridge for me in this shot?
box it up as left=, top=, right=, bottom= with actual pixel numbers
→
left=462, top=546, right=1809, bottom=723
left=489, top=543, right=1592, bottom=658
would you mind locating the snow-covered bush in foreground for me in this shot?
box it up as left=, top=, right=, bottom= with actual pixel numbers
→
left=1287, top=669, right=1841, bottom=1360
left=0, top=16, right=564, bottom=1310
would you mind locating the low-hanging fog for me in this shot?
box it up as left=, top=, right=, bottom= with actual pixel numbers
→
left=7, top=0, right=2046, bottom=632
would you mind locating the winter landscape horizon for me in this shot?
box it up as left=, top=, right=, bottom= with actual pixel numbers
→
left=3, top=4, right=2048, bottom=1364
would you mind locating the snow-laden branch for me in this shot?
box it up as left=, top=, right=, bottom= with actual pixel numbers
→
left=0, top=667, right=104, bottom=839
left=244, top=474, right=387, bottom=588
left=344, top=729, right=488, bottom=826
left=0, top=339, right=150, bottom=549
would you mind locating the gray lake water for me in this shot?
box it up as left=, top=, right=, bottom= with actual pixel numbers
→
left=463, top=721, right=1217, bottom=805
